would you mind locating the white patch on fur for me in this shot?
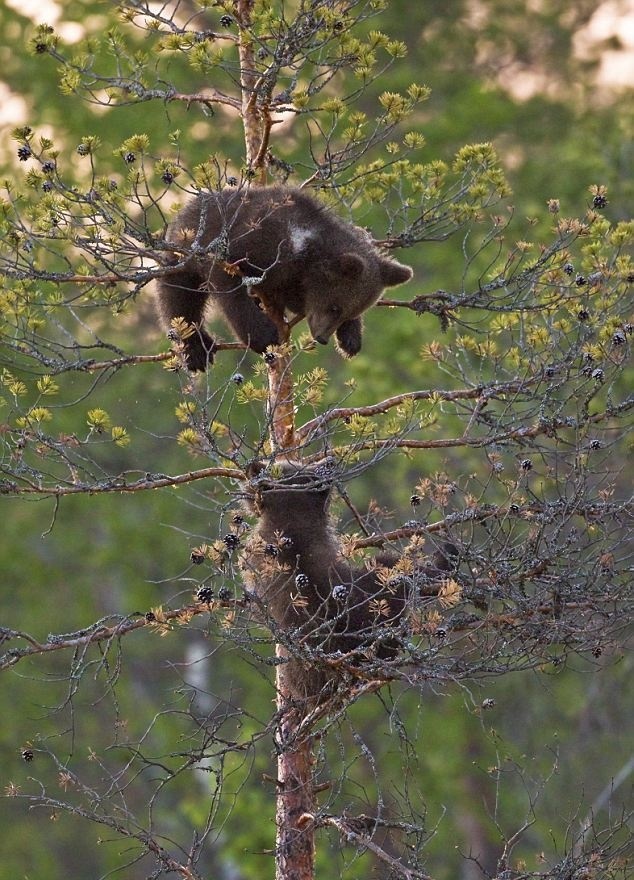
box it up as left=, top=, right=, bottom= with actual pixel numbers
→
left=289, top=225, right=314, bottom=253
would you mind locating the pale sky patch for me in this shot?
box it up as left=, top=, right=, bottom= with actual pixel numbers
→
left=0, top=82, right=28, bottom=124
left=4, top=0, right=86, bottom=42
left=575, top=0, right=634, bottom=87
left=5, top=0, right=62, bottom=25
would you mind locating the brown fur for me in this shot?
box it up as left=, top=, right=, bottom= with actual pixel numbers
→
left=156, top=186, right=413, bottom=371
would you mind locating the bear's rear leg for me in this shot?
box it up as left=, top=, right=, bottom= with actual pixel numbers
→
left=180, top=327, right=217, bottom=372
left=216, top=288, right=281, bottom=354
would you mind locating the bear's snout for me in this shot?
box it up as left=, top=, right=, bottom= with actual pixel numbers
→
left=307, top=313, right=336, bottom=345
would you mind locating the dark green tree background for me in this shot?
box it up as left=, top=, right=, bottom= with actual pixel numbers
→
left=0, top=2, right=632, bottom=878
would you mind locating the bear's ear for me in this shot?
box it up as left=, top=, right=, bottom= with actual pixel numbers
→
left=339, top=253, right=366, bottom=278
left=379, top=258, right=413, bottom=287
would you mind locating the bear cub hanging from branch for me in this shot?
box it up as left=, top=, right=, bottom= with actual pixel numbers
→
left=156, top=186, right=413, bottom=372
left=239, top=465, right=456, bottom=672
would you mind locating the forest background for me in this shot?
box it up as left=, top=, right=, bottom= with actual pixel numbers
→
left=0, top=0, right=632, bottom=878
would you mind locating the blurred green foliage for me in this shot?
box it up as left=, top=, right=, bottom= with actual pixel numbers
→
left=0, top=1, right=632, bottom=878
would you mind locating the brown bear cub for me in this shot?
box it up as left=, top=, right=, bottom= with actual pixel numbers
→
left=239, top=466, right=455, bottom=671
left=156, top=186, right=413, bottom=372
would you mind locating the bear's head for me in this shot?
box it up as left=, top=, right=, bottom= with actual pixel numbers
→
left=245, top=463, right=333, bottom=522
left=303, top=249, right=412, bottom=349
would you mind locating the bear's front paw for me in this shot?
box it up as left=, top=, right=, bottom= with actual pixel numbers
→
left=334, top=319, right=362, bottom=358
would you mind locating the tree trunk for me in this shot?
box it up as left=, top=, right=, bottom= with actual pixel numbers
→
left=264, top=241, right=311, bottom=879
left=235, top=6, right=313, bottom=873
left=274, top=647, right=316, bottom=880
left=268, top=315, right=312, bottom=879
left=236, top=0, right=268, bottom=182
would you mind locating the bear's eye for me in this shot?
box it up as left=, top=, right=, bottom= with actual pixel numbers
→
left=329, top=304, right=342, bottom=318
